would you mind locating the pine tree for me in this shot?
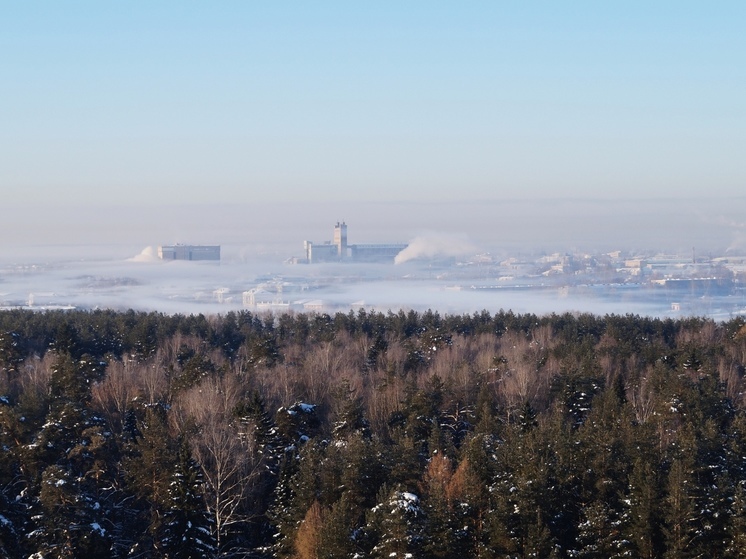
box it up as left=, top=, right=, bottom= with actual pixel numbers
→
left=124, top=402, right=179, bottom=544
left=575, top=501, right=633, bottom=559
left=484, top=421, right=560, bottom=558
left=338, top=433, right=386, bottom=514
left=422, top=453, right=459, bottom=559
left=725, top=414, right=746, bottom=558
left=447, top=447, right=493, bottom=557
left=726, top=480, right=746, bottom=559
left=365, top=486, right=425, bottom=559
left=625, top=456, right=664, bottom=559
left=28, top=462, right=113, bottom=559
left=236, top=392, right=285, bottom=471
left=517, top=400, right=538, bottom=432
left=0, top=482, right=25, bottom=559
left=662, top=456, right=697, bottom=559
left=572, top=388, right=633, bottom=558
left=317, top=493, right=361, bottom=559
left=267, top=440, right=325, bottom=558
left=332, top=384, right=371, bottom=440
left=159, top=440, right=216, bottom=559
left=24, top=354, right=118, bottom=559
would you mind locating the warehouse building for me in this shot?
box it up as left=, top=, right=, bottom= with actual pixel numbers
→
left=158, top=245, right=221, bottom=261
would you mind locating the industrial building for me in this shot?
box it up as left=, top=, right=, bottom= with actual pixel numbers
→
left=301, top=222, right=407, bottom=264
left=350, top=243, right=409, bottom=263
left=158, top=244, right=221, bottom=261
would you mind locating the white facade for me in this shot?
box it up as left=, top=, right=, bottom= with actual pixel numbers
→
left=158, top=245, right=221, bottom=261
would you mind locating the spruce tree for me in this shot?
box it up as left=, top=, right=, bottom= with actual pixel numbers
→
left=365, top=486, right=425, bottom=559
left=422, top=454, right=459, bottom=559
left=123, top=402, right=179, bottom=548
left=159, top=440, right=216, bottom=559
left=726, top=480, right=746, bottom=559
left=625, top=456, right=664, bottom=559
left=317, top=493, right=361, bottom=559
left=24, top=354, right=118, bottom=559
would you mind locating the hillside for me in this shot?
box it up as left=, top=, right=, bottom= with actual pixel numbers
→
left=2, top=308, right=746, bottom=557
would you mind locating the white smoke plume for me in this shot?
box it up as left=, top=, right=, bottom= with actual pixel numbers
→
left=726, top=232, right=746, bottom=254
left=129, top=246, right=160, bottom=263
left=395, top=233, right=480, bottom=264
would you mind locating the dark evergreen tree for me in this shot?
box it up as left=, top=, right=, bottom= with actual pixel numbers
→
left=0, top=483, right=25, bottom=559
left=572, top=388, right=633, bottom=558
left=574, top=500, right=633, bottom=559
left=0, top=330, right=23, bottom=386
left=450, top=435, right=496, bottom=557
left=421, top=453, right=461, bottom=559
left=726, top=414, right=746, bottom=558
left=317, top=493, right=360, bottom=559
left=365, top=486, right=425, bottom=559
left=236, top=392, right=285, bottom=471
left=485, top=428, right=554, bottom=557
left=625, top=455, right=664, bottom=559
left=332, top=384, right=371, bottom=440
left=21, top=353, right=124, bottom=559
left=726, top=480, right=746, bottom=559
left=27, top=464, right=112, bottom=559
left=275, top=401, right=321, bottom=445
left=267, top=439, right=325, bottom=558
left=663, top=455, right=698, bottom=559
left=517, top=399, right=538, bottom=432
left=123, top=403, right=179, bottom=552
left=159, top=440, right=216, bottom=559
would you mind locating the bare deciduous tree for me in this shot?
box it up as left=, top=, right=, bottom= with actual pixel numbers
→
left=91, top=357, right=141, bottom=431
left=627, top=370, right=656, bottom=425
left=172, top=374, right=260, bottom=553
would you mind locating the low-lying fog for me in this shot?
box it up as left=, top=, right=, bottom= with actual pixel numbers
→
left=0, top=255, right=675, bottom=317
left=2, top=198, right=745, bottom=319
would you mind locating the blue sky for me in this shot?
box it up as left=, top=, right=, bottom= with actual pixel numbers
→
left=2, top=2, right=744, bottom=206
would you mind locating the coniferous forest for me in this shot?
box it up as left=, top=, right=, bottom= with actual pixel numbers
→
left=3, top=308, right=746, bottom=558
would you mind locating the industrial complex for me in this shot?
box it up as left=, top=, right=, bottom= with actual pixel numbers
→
left=158, top=244, right=221, bottom=261
left=299, top=222, right=407, bottom=264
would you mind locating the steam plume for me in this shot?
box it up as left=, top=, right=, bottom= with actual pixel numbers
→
left=395, top=233, right=479, bottom=264
left=129, top=246, right=160, bottom=263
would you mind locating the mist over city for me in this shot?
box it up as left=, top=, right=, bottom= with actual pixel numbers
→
left=2, top=197, right=746, bottom=319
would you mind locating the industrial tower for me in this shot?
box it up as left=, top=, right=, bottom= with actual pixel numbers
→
left=333, top=221, right=348, bottom=259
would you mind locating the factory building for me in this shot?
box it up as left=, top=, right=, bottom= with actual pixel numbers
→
left=303, top=240, right=339, bottom=264
left=351, top=243, right=409, bottom=263
left=302, top=222, right=407, bottom=264
left=158, top=244, right=221, bottom=261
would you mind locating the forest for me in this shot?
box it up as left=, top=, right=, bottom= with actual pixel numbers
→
left=2, top=307, right=746, bottom=558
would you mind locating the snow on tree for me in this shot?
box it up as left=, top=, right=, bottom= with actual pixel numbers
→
left=158, top=440, right=216, bottom=559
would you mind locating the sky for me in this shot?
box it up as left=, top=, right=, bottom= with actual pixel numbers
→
left=2, top=1, right=745, bottom=208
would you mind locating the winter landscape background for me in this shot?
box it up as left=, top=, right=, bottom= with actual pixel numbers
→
left=3, top=198, right=746, bottom=319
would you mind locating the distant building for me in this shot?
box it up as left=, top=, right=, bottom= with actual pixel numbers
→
left=158, top=245, right=220, bottom=261
left=350, top=243, right=409, bottom=263
left=333, top=221, right=348, bottom=257
left=301, top=222, right=407, bottom=264
left=303, top=240, right=339, bottom=264
left=624, top=259, right=645, bottom=269
left=213, top=287, right=230, bottom=303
